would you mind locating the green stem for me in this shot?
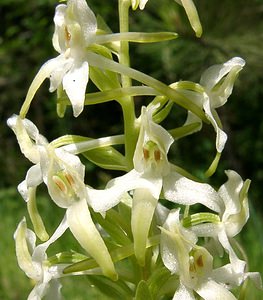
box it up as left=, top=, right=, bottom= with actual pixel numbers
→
left=118, top=0, right=137, bottom=170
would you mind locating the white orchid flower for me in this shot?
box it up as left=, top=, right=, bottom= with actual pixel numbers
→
left=87, top=105, right=223, bottom=264
left=14, top=217, right=68, bottom=300
left=188, top=170, right=262, bottom=289
left=184, top=57, right=245, bottom=153
left=22, top=0, right=97, bottom=117
left=131, top=0, right=202, bottom=37
left=7, top=115, right=117, bottom=280
left=160, top=209, right=255, bottom=300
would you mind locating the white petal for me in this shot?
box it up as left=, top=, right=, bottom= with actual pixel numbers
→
left=200, top=57, right=245, bottom=108
left=63, top=60, right=89, bottom=117
left=28, top=283, right=47, bottom=300
left=32, top=215, right=68, bottom=264
left=67, top=0, right=97, bottom=42
left=26, top=164, right=43, bottom=189
left=87, top=169, right=161, bottom=213
left=196, top=279, right=237, bottom=300
left=172, top=282, right=195, bottom=300
left=203, top=94, right=228, bottom=153
left=217, top=229, right=246, bottom=274
left=218, top=170, right=244, bottom=218
left=45, top=279, right=63, bottom=300
left=49, top=56, right=73, bottom=92
left=163, top=170, right=223, bottom=213
left=52, top=4, right=67, bottom=53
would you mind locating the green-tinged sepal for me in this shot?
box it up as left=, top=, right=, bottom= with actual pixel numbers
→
left=205, top=151, right=221, bottom=177
left=27, top=187, right=49, bottom=242
left=135, top=280, right=153, bottom=300
left=56, top=86, right=67, bottom=118
left=169, top=122, right=201, bottom=139
left=149, top=98, right=174, bottom=124
left=131, top=189, right=158, bottom=266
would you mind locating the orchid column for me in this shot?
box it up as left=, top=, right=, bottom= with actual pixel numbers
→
left=7, top=0, right=262, bottom=299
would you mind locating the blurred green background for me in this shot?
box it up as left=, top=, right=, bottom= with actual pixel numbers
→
left=0, top=0, right=263, bottom=299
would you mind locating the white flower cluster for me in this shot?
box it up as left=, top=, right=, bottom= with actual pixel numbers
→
left=8, top=0, right=262, bottom=299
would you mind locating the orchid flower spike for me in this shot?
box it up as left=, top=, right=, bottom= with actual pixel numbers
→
left=21, top=0, right=97, bottom=117
left=7, top=114, right=117, bottom=280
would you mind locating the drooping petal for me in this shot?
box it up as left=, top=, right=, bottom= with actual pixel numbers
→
left=131, top=189, right=158, bottom=265
left=163, top=169, right=223, bottom=213
left=66, top=198, right=117, bottom=280
left=202, top=93, right=228, bottom=153
left=62, top=60, right=89, bottom=117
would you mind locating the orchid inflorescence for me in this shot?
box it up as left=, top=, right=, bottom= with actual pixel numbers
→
left=8, top=0, right=262, bottom=299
